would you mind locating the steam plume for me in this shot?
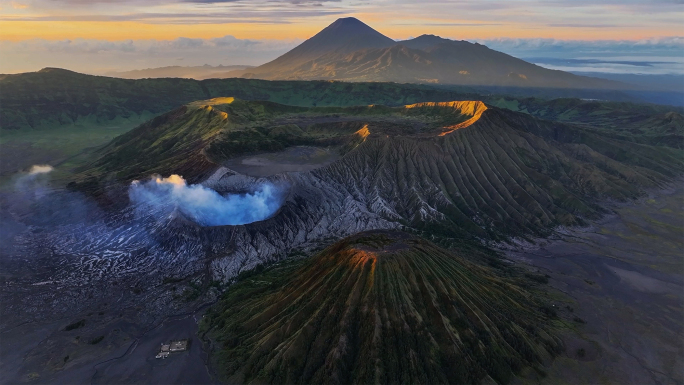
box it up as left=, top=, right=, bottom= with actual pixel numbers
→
left=129, top=175, right=283, bottom=226
left=11, top=164, right=100, bottom=226
left=15, top=164, right=54, bottom=197
left=28, top=165, right=54, bottom=175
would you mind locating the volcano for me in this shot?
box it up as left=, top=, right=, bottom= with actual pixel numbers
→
left=257, top=17, right=395, bottom=72
left=202, top=231, right=562, bottom=384
left=74, top=97, right=682, bottom=245
left=235, top=18, right=625, bottom=90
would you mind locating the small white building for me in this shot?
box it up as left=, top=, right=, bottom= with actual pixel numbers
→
left=155, top=340, right=188, bottom=359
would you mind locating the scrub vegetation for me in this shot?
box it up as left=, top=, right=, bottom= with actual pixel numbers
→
left=202, top=231, right=563, bottom=385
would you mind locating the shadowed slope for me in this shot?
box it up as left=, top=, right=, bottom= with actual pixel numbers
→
left=17, top=97, right=681, bottom=307
left=488, top=97, right=684, bottom=148
left=73, top=98, right=326, bottom=184
left=71, top=98, right=683, bottom=242
left=238, top=19, right=625, bottom=90
left=77, top=103, right=229, bottom=184
left=250, top=17, right=395, bottom=76
left=306, top=105, right=682, bottom=241
left=4, top=69, right=680, bottom=134
left=0, top=69, right=480, bottom=131
left=70, top=99, right=490, bottom=186
left=202, top=231, right=562, bottom=384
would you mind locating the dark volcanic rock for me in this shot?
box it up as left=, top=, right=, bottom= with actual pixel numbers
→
left=203, top=231, right=563, bottom=384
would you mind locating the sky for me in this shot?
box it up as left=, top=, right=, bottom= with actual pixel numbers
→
left=0, top=0, right=682, bottom=74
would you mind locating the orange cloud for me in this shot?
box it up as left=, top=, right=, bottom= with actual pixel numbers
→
left=0, top=20, right=324, bottom=41
left=1, top=18, right=674, bottom=42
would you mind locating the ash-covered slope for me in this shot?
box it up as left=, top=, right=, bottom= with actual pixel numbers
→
left=202, top=231, right=562, bottom=384
left=72, top=98, right=488, bottom=189
left=284, top=103, right=682, bottom=246
left=62, top=98, right=682, bottom=284
left=239, top=18, right=625, bottom=90
left=215, top=102, right=680, bottom=279
left=7, top=97, right=680, bottom=327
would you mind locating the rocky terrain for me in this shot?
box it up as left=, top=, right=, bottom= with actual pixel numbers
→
left=202, top=231, right=562, bottom=384
left=0, top=85, right=682, bottom=383
left=4, top=96, right=679, bottom=302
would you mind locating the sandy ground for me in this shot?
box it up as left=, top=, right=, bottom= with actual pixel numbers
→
left=0, top=304, right=217, bottom=385
left=507, top=187, right=683, bottom=385
left=1, top=167, right=680, bottom=384
left=90, top=312, right=215, bottom=385
left=223, top=145, right=341, bottom=177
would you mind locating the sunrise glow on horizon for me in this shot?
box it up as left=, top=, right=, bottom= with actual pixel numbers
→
left=1, top=0, right=681, bottom=42
left=1, top=0, right=682, bottom=74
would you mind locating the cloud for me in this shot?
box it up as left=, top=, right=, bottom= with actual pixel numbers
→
left=182, top=0, right=342, bottom=3
left=477, top=37, right=684, bottom=74
left=478, top=36, right=684, bottom=54
left=0, top=11, right=345, bottom=23
left=28, top=35, right=288, bottom=54
left=210, top=35, right=260, bottom=47
left=392, top=22, right=503, bottom=27
left=0, top=35, right=302, bottom=72
left=547, top=23, right=620, bottom=28
left=0, top=0, right=352, bottom=24
left=526, top=58, right=674, bottom=67
left=129, top=175, right=285, bottom=226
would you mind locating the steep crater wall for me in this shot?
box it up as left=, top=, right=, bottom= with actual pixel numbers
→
left=40, top=100, right=683, bottom=286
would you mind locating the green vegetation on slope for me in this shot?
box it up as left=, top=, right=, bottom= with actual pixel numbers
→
left=0, top=68, right=476, bottom=131
left=488, top=96, right=684, bottom=148
left=81, top=104, right=226, bottom=183
left=70, top=98, right=486, bottom=186
left=3, top=70, right=680, bottom=185
left=70, top=98, right=683, bottom=241
left=4, top=69, right=680, bottom=138
left=0, top=122, right=141, bottom=183
left=201, top=231, right=562, bottom=385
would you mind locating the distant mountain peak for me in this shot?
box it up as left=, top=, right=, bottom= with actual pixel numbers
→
left=39, top=67, right=77, bottom=73
left=311, top=17, right=390, bottom=40
left=416, top=34, right=441, bottom=39
left=255, top=17, right=395, bottom=71
left=322, top=17, right=381, bottom=34
left=308, top=17, right=394, bottom=47
left=327, top=17, right=366, bottom=26
left=400, top=34, right=454, bottom=50
left=241, top=18, right=624, bottom=90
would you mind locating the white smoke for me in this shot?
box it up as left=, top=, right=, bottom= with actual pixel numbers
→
left=15, top=164, right=54, bottom=198
left=10, top=164, right=101, bottom=226
left=28, top=165, right=54, bottom=175
left=128, top=174, right=283, bottom=226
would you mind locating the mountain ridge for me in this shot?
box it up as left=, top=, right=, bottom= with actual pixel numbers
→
left=5, top=68, right=679, bottom=134
left=103, top=64, right=254, bottom=80
left=69, top=97, right=682, bottom=252
left=238, top=18, right=628, bottom=90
